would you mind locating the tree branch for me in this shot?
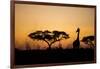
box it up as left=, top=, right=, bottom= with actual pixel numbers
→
left=50, top=39, right=62, bottom=47
left=43, top=39, right=50, bottom=48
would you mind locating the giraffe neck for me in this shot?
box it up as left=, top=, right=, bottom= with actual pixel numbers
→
left=77, top=31, right=80, bottom=40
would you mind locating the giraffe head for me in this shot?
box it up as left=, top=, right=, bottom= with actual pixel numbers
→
left=76, top=28, right=80, bottom=33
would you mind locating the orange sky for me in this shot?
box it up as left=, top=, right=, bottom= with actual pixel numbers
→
left=15, top=4, right=95, bottom=49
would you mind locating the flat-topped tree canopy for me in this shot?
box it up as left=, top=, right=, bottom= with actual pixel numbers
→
left=28, top=30, right=69, bottom=49
left=81, top=35, right=95, bottom=48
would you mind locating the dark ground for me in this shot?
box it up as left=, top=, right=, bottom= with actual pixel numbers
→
left=15, top=48, right=95, bottom=65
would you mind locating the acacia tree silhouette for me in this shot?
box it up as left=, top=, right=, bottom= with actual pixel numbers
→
left=28, top=30, right=69, bottom=49
left=81, top=35, right=95, bottom=48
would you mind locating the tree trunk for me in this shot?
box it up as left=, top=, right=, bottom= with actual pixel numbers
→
left=48, top=44, right=51, bottom=50
left=43, top=39, right=61, bottom=50
left=43, top=40, right=51, bottom=49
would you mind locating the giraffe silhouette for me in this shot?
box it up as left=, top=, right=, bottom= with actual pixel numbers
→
left=73, top=28, right=80, bottom=49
